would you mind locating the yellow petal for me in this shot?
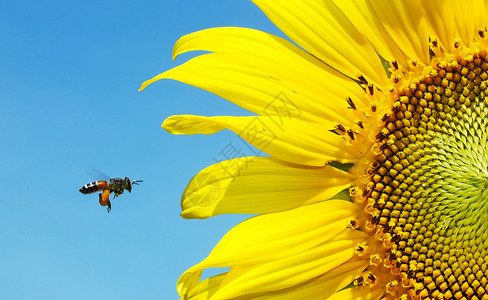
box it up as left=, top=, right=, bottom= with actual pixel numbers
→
left=251, top=0, right=389, bottom=86
left=145, top=53, right=355, bottom=125
left=177, top=200, right=359, bottom=295
left=210, top=231, right=367, bottom=299
left=140, top=27, right=370, bottom=124
left=163, top=115, right=358, bottom=167
left=421, top=0, right=456, bottom=51
left=327, top=286, right=384, bottom=300
left=186, top=258, right=367, bottom=300
left=452, top=0, right=484, bottom=47
left=181, top=156, right=353, bottom=218
left=368, top=0, right=430, bottom=65
left=172, top=27, right=369, bottom=112
left=182, top=273, right=225, bottom=300
left=240, top=258, right=368, bottom=300
left=331, top=0, right=410, bottom=64
left=485, top=0, right=488, bottom=30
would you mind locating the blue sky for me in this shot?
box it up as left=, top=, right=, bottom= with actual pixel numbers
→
left=0, top=1, right=283, bottom=299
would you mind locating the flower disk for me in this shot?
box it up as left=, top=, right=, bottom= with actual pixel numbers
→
left=362, top=46, right=488, bottom=299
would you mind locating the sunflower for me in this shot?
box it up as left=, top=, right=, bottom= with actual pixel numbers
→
left=141, top=1, right=488, bottom=299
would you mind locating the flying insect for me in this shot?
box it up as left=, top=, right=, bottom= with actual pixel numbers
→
left=79, top=177, right=143, bottom=212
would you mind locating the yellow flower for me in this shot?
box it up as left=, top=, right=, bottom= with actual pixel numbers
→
left=141, top=0, right=488, bottom=299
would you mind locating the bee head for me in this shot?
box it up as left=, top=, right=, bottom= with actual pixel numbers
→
left=124, top=177, right=133, bottom=192
left=124, top=177, right=143, bottom=193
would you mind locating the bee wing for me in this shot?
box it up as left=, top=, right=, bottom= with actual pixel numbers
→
left=89, top=168, right=111, bottom=181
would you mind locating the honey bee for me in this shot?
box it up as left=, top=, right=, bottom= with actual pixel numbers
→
left=79, top=177, right=142, bottom=212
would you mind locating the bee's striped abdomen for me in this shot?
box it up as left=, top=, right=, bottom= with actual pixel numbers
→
left=79, top=180, right=108, bottom=194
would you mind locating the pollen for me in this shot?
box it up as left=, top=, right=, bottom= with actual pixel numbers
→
left=357, top=45, right=488, bottom=299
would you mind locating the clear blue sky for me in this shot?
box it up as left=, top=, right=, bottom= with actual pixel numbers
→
left=0, top=1, right=282, bottom=299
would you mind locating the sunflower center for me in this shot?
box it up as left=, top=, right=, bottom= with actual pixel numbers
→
left=362, top=50, right=488, bottom=299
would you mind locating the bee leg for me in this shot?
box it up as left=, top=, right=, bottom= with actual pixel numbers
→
left=98, top=189, right=111, bottom=212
